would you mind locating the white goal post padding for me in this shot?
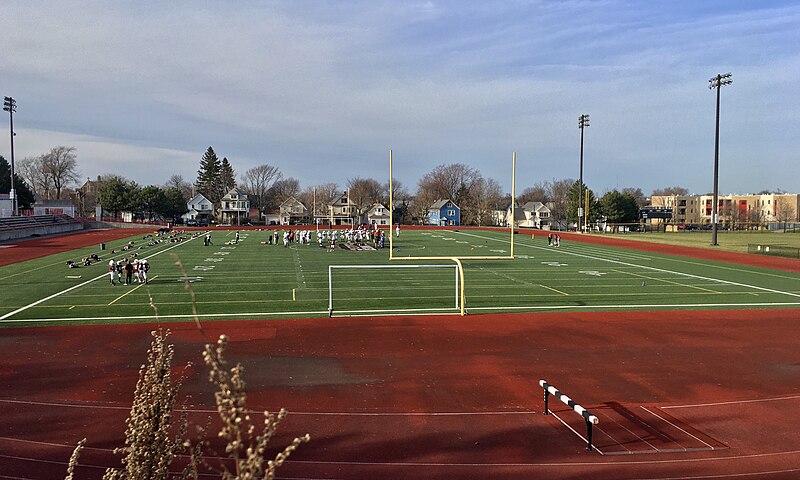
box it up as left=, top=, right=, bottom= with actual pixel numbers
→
left=328, top=264, right=460, bottom=315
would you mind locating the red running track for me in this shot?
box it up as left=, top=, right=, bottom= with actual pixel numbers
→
left=2, top=309, right=800, bottom=479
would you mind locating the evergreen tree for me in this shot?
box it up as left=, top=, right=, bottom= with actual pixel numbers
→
left=600, top=190, right=640, bottom=225
left=0, top=156, right=35, bottom=209
left=567, top=179, right=599, bottom=226
left=99, top=176, right=133, bottom=218
left=195, top=147, right=222, bottom=205
left=220, top=157, right=235, bottom=195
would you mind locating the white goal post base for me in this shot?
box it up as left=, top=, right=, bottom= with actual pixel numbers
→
left=328, top=264, right=461, bottom=317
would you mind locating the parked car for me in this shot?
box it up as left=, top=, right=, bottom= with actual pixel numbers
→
left=186, top=219, right=198, bottom=226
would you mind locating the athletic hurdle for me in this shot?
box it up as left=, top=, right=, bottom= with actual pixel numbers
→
left=539, top=380, right=600, bottom=451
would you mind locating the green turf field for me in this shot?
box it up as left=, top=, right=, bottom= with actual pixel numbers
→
left=1, top=228, right=799, bottom=326
left=594, top=230, right=800, bottom=254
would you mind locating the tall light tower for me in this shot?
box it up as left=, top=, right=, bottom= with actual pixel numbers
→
left=578, top=114, right=590, bottom=232
left=3, top=96, right=17, bottom=216
left=708, top=73, right=731, bottom=246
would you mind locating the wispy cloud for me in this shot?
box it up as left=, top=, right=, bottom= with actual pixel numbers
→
left=1, top=1, right=798, bottom=195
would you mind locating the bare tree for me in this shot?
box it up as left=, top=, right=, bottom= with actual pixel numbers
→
left=621, top=187, right=647, bottom=209
left=412, top=176, right=439, bottom=225
left=163, top=174, right=193, bottom=200
left=41, top=146, right=81, bottom=199
left=267, top=177, right=301, bottom=211
left=17, top=156, right=52, bottom=199
left=774, top=196, right=797, bottom=231
left=471, top=177, right=504, bottom=226
left=547, top=178, right=574, bottom=230
left=299, top=182, right=339, bottom=218
left=518, top=182, right=549, bottom=205
left=385, top=178, right=412, bottom=224
left=347, top=177, right=385, bottom=220
left=652, top=186, right=689, bottom=197
left=240, top=164, right=282, bottom=214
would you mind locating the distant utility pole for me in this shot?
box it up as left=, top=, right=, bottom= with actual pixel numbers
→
left=708, top=73, right=732, bottom=246
left=3, top=96, right=17, bottom=216
left=578, top=114, right=590, bottom=232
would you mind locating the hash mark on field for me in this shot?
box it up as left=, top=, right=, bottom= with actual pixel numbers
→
left=292, top=247, right=306, bottom=290
left=539, top=284, right=569, bottom=296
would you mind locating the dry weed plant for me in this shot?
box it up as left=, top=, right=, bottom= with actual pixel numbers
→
left=65, top=254, right=310, bottom=479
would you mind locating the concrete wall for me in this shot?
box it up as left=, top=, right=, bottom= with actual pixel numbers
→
left=0, top=223, right=85, bottom=242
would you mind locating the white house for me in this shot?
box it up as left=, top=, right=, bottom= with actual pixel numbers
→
left=219, top=188, right=250, bottom=225
left=326, top=192, right=357, bottom=225
left=363, top=203, right=390, bottom=225
left=182, top=193, right=213, bottom=224
left=279, top=196, right=309, bottom=225
left=507, top=201, right=551, bottom=229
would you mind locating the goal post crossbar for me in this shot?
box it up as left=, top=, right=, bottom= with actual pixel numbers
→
left=387, top=151, right=517, bottom=315
left=328, top=263, right=462, bottom=316
left=388, top=150, right=518, bottom=261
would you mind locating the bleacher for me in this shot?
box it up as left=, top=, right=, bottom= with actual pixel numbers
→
left=0, top=214, right=85, bottom=240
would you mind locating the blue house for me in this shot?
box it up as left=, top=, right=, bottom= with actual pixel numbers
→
left=427, top=199, right=461, bottom=226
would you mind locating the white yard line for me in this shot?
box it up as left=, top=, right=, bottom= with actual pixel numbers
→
left=0, top=237, right=196, bottom=322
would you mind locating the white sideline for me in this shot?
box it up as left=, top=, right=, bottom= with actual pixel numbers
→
left=0, top=236, right=197, bottom=322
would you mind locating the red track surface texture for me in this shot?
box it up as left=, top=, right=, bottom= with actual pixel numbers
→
left=1, top=229, right=800, bottom=479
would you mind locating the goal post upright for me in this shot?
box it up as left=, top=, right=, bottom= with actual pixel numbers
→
left=388, top=150, right=518, bottom=315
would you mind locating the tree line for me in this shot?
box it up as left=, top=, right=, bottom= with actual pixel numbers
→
left=4, top=145, right=702, bottom=226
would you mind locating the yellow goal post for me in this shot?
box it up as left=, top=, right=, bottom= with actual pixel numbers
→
left=388, top=150, right=518, bottom=315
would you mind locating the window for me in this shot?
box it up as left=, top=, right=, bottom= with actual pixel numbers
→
left=447, top=209, right=456, bottom=216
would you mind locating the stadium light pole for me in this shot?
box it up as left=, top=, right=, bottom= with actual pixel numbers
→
left=708, top=73, right=731, bottom=246
left=3, top=96, right=17, bottom=216
left=578, top=114, right=590, bottom=232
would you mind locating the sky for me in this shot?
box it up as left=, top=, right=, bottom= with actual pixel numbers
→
left=1, top=1, right=799, bottom=197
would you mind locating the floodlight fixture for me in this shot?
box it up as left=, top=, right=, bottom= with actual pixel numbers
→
left=3, top=96, right=17, bottom=215
left=578, top=114, right=590, bottom=232
left=708, top=73, right=732, bottom=246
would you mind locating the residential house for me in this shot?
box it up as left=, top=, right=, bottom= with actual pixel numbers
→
left=183, top=193, right=213, bottom=224
left=219, top=188, right=250, bottom=225
left=363, top=203, right=390, bottom=226
left=427, top=199, right=460, bottom=226
left=279, top=196, right=309, bottom=225
left=507, top=201, right=551, bottom=229
left=327, top=192, right=357, bottom=225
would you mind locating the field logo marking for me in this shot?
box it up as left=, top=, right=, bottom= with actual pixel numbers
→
left=579, top=270, right=606, bottom=276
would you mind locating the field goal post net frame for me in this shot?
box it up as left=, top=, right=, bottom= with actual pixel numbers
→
left=388, top=150, right=517, bottom=315
left=328, top=264, right=461, bottom=316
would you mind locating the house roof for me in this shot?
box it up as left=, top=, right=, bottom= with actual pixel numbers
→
left=222, top=187, right=248, bottom=199
left=188, top=193, right=211, bottom=204
left=430, top=199, right=458, bottom=210
left=279, top=196, right=306, bottom=209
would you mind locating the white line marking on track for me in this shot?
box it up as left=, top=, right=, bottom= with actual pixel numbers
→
left=662, top=394, right=800, bottom=409
left=640, top=406, right=717, bottom=451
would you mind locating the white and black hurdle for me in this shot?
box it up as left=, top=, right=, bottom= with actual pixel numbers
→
left=539, top=379, right=600, bottom=451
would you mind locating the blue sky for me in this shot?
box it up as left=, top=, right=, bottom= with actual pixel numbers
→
left=1, top=1, right=798, bottom=196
